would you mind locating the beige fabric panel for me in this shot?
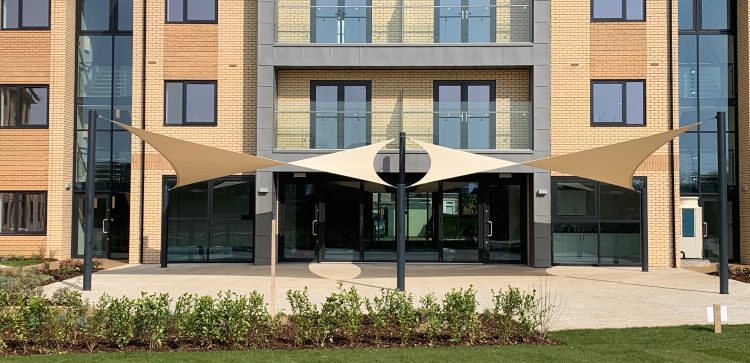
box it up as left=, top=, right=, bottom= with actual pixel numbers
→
left=289, top=139, right=394, bottom=186
left=525, top=124, right=699, bottom=190
left=114, top=122, right=285, bottom=188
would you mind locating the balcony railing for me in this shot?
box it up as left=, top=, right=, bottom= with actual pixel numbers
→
left=275, top=1, right=533, bottom=44
left=275, top=103, right=532, bottom=151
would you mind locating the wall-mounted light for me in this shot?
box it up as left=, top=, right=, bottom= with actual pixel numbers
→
left=258, top=187, right=270, bottom=195
left=536, top=189, right=548, bottom=197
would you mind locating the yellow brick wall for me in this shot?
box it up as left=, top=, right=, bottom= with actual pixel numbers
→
left=277, top=0, right=530, bottom=43
left=276, top=69, right=531, bottom=150
left=0, top=1, right=76, bottom=258
left=551, top=0, right=680, bottom=267
left=129, top=0, right=257, bottom=263
left=738, top=0, right=750, bottom=264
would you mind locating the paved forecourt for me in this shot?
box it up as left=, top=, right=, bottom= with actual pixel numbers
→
left=43, top=263, right=750, bottom=330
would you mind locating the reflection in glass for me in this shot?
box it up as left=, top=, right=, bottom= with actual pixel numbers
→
left=312, top=0, right=368, bottom=43
left=678, top=35, right=697, bottom=127
left=323, top=181, right=360, bottom=261
left=487, top=185, right=522, bottom=262
left=592, top=0, right=622, bottom=19
left=209, top=220, right=253, bottom=262
left=20, top=0, right=49, bottom=27
left=592, top=83, right=623, bottom=123
left=168, top=182, right=209, bottom=219
left=0, top=193, right=14, bottom=233
left=678, top=0, right=693, bottom=30
left=167, top=220, right=209, bottom=262
left=81, top=0, right=110, bottom=31
left=466, top=0, right=493, bottom=43
left=554, top=181, right=595, bottom=217
left=599, top=184, right=640, bottom=221
left=213, top=180, right=252, bottom=216
left=2, top=0, right=19, bottom=28
left=186, top=0, right=216, bottom=21
left=599, top=223, right=641, bottom=265
left=699, top=132, right=718, bottom=193
left=185, top=83, right=216, bottom=123
left=365, top=191, right=396, bottom=261
left=165, top=82, right=183, bottom=125
left=118, top=0, right=133, bottom=31
left=442, top=182, right=479, bottom=262
left=407, top=192, right=437, bottom=261
left=74, top=195, right=107, bottom=257
left=553, top=223, right=598, bottom=264
left=700, top=0, right=728, bottom=30
left=436, top=0, right=462, bottom=43
left=283, top=183, right=317, bottom=260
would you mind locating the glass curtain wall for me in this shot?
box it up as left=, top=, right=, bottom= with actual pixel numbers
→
left=678, top=0, right=738, bottom=260
left=73, top=0, right=133, bottom=258
left=552, top=178, right=644, bottom=266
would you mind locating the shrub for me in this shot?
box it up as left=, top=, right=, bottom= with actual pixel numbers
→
left=491, top=284, right=563, bottom=340
left=50, top=288, right=88, bottom=350
left=491, top=286, right=522, bottom=340
left=320, top=283, right=363, bottom=343
left=8, top=294, right=54, bottom=351
left=174, top=294, right=221, bottom=347
left=215, top=291, right=271, bottom=348
left=0, top=273, right=51, bottom=302
left=442, top=287, right=481, bottom=343
left=286, top=288, right=321, bottom=346
left=92, top=295, right=135, bottom=348
left=418, top=294, right=443, bottom=344
left=133, top=292, right=172, bottom=349
left=365, top=288, right=417, bottom=343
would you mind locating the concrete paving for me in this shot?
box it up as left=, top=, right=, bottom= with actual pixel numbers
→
left=43, top=263, right=750, bottom=330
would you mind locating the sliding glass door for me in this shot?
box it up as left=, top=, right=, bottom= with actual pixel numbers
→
left=435, top=81, right=496, bottom=149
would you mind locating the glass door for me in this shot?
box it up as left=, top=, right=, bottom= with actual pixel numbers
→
left=436, top=0, right=495, bottom=43
left=435, top=81, right=495, bottom=149
left=320, top=181, right=361, bottom=261
left=485, top=184, right=524, bottom=263
left=281, top=181, right=319, bottom=261
left=441, top=182, right=480, bottom=262
left=311, top=82, right=371, bottom=149
left=73, top=194, right=109, bottom=258
left=701, top=199, right=734, bottom=261
left=107, top=193, right=130, bottom=259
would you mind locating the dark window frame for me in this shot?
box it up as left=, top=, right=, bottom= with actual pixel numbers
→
left=163, top=80, right=218, bottom=126
left=551, top=177, right=646, bottom=266
left=590, top=80, right=646, bottom=127
left=590, top=0, right=645, bottom=22
left=162, top=176, right=255, bottom=263
left=0, top=191, right=47, bottom=235
left=434, top=0, right=497, bottom=43
left=165, top=0, right=218, bottom=24
left=310, top=0, right=372, bottom=44
left=0, top=0, right=51, bottom=30
left=310, top=80, right=372, bottom=149
left=433, top=80, right=497, bottom=149
left=0, top=84, right=49, bottom=129
left=679, top=0, right=732, bottom=32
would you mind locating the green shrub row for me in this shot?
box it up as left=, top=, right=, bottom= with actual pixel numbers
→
left=0, top=283, right=561, bottom=354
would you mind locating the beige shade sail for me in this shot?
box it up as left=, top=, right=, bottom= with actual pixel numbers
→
left=410, top=139, right=519, bottom=187
left=114, top=122, right=285, bottom=188
left=289, top=139, right=394, bottom=186
left=525, top=124, right=699, bottom=190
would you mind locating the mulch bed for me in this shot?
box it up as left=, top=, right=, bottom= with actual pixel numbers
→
left=709, top=265, right=750, bottom=283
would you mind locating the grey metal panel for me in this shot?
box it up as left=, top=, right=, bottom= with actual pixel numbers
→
left=533, top=130, right=551, bottom=152
left=254, top=170, right=275, bottom=265
left=258, top=45, right=275, bottom=65
left=302, top=47, right=333, bottom=65
left=533, top=65, right=550, bottom=87
left=533, top=44, right=550, bottom=66
left=331, top=47, right=361, bottom=64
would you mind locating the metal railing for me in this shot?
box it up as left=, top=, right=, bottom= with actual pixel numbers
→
left=274, top=104, right=532, bottom=151
left=275, top=2, right=533, bottom=44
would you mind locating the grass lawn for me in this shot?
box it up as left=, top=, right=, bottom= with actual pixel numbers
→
left=0, top=258, right=43, bottom=268
left=3, top=325, right=749, bottom=363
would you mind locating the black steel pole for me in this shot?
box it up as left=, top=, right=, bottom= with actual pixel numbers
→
left=396, top=132, right=406, bottom=291
left=83, top=110, right=97, bottom=291
left=717, top=111, right=729, bottom=294
left=640, top=184, right=648, bottom=272
left=160, top=182, right=169, bottom=268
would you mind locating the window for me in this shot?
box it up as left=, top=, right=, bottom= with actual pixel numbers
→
left=434, top=81, right=496, bottom=148
left=1, top=0, right=49, bottom=29
left=166, top=0, right=216, bottom=23
left=591, top=81, right=645, bottom=126
left=0, top=192, right=46, bottom=234
left=311, top=0, right=371, bottom=43
left=552, top=178, right=645, bottom=265
left=435, top=0, right=496, bottom=43
left=164, top=81, right=216, bottom=125
left=0, top=86, right=48, bottom=127
left=591, top=0, right=644, bottom=21
left=165, top=177, right=254, bottom=262
left=311, top=81, right=370, bottom=149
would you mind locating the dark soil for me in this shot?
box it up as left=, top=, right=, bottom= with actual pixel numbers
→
left=709, top=265, right=750, bottom=283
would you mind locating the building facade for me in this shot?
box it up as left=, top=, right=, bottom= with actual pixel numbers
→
left=0, top=0, right=747, bottom=268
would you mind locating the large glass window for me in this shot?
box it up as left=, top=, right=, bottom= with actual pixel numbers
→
left=435, top=0, right=495, bottom=43
left=435, top=81, right=496, bottom=149
left=591, top=0, right=644, bottom=21
left=164, top=81, right=217, bottom=125
left=0, top=86, right=48, bottom=127
left=166, top=0, right=216, bottom=23
left=165, top=178, right=254, bottom=263
left=311, top=0, right=370, bottom=43
left=1, top=0, right=49, bottom=29
left=552, top=178, right=644, bottom=266
left=591, top=81, right=645, bottom=125
left=0, top=192, right=46, bottom=234
left=311, top=81, right=370, bottom=149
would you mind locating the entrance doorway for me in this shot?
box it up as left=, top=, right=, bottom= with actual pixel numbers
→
left=279, top=173, right=527, bottom=263
left=700, top=199, right=734, bottom=261
left=73, top=193, right=130, bottom=259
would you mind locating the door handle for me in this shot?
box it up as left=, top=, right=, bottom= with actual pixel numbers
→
left=312, top=219, right=319, bottom=237
left=486, top=220, right=493, bottom=238
left=703, top=222, right=708, bottom=238
left=103, top=218, right=109, bottom=234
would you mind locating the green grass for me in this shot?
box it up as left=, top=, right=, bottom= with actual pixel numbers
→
left=0, top=258, right=43, bottom=268
left=3, top=325, right=749, bottom=363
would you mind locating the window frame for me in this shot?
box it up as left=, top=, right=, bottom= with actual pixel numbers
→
left=0, top=191, right=47, bottom=235
left=0, top=84, right=49, bottom=129
left=164, top=0, right=218, bottom=24
left=590, top=80, right=646, bottom=127
left=590, top=0, right=645, bottom=22
left=1, top=0, right=51, bottom=30
left=433, top=80, right=497, bottom=149
left=309, top=80, right=372, bottom=149
left=163, top=80, right=217, bottom=126
left=310, top=0, right=373, bottom=44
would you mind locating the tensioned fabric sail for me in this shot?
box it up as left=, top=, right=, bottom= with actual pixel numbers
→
left=113, top=122, right=285, bottom=188
left=410, top=139, right=519, bottom=187
left=524, top=123, right=699, bottom=190
left=289, top=139, right=394, bottom=187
